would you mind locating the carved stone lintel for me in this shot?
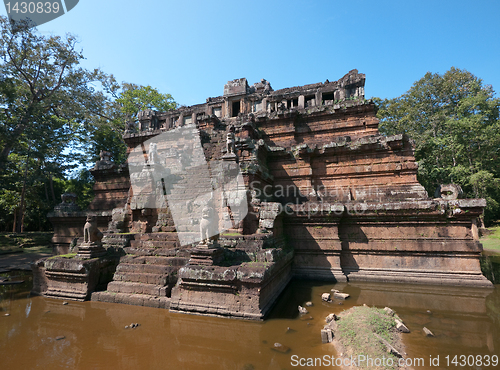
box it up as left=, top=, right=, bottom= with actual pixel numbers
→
left=435, top=184, right=463, bottom=200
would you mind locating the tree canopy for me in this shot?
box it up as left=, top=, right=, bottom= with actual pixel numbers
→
left=376, top=67, right=500, bottom=224
left=0, top=17, right=177, bottom=232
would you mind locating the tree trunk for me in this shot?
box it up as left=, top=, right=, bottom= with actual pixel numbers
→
left=45, top=181, right=49, bottom=202
left=49, top=175, right=56, bottom=203
left=12, top=208, right=17, bottom=233
left=16, top=143, right=31, bottom=233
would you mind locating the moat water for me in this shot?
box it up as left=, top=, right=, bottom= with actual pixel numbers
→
left=1, top=272, right=499, bottom=369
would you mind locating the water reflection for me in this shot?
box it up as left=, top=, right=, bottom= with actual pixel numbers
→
left=0, top=273, right=498, bottom=370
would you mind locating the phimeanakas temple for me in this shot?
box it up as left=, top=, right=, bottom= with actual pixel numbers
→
left=32, top=70, right=492, bottom=320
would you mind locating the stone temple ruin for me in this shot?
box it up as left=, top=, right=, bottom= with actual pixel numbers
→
left=34, top=70, right=492, bottom=320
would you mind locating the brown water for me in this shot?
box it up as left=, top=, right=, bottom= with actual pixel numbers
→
left=1, top=272, right=499, bottom=369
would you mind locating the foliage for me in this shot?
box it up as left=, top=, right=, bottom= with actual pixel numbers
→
left=336, top=306, right=398, bottom=370
left=480, top=224, right=500, bottom=252
left=0, top=17, right=176, bottom=231
left=116, top=83, right=176, bottom=118
left=376, top=68, right=500, bottom=224
left=81, top=80, right=177, bottom=164
left=0, top=231, right=52, bottom=254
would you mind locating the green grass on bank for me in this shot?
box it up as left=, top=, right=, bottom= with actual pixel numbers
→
left=0, top=232, right=53, bottom=255
left=335, top=306, right=400, bottom=370
left=481, top=224, right=500, bottom=253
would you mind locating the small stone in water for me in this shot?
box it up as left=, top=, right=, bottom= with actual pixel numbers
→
left=271, top=342, right=290, bottom=353
left=427, top=310, right=432, bottom=314
left=4, top=313, right=10, bottom=316
left=423, top=327, right=434, bottom=337
left=125, top=326, right=129, bottom=329
left=62, top=302, right=68, bottom=305
left=305, top=301, right=313, bottom=307
left=321, top=293, right=331, bottom=302
left=55, top=336, right=65, bottom=341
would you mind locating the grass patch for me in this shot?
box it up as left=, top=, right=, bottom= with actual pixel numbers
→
left=48, top=253, right=77, bottom=259
left=335, top=306, right=400, bottom=369
left=0, top=232, right=53, bottom=254
left=481, top=224, right=500, bottom=252
left=221, top=232, right=242, bottom=237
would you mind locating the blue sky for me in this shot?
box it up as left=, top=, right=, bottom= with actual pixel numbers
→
left=2, top=0, right=499, bottom=106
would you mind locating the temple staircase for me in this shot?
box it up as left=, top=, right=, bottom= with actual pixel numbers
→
left=91, top=232, right=192, bottom=308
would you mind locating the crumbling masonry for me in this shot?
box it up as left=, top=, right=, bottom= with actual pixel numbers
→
left=36, top=70, right=491, bottom=320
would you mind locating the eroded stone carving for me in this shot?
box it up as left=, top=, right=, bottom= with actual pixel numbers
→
left=78, top=215, right=106, bottom=259
left=435, top=184, right=463, bottom=200
left=148, top=142, right=159, bottom=164
left=100, top=150, right=112, bottom=162
left=199, top=203, right=215, bottom=246
left=125, top=121, right=137, bottom=134
left=61, top=192, right=77, bottom=204
left=52, top=192, right=81, bottom=213
left=83, top=215, right=103, bottom=244
left=226, top=126, right=236, bottom=154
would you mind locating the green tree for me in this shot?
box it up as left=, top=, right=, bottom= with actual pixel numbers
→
left=0, top=16, right=107, bottom=167
left=117, top=83, right=176, bottom=119
left=80, top=80, right=177, bottom=165
left=0, top=17, right=177, bottom=232
left=376, top=67, right=500, bottom=224
left=0, top=16, right=111, bottom=231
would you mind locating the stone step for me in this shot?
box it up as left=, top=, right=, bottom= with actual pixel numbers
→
left=139, top=233, right=180, bottom=241
left=107, top=281, right=170, bottom=297
left=122, top=247, right=190, bottom=257
left=91, top=291, right=171, bottom=309
left=130, top=240, right=179, bottom=249
left=119, top=255, right=189, bottom=266
left=142, top=256, right=189, bottom=266
left=103, top=236, right=135, bottom=246
left=113, top=272, right=174, bottom=285
left=116, top=263, right=175, bottom=275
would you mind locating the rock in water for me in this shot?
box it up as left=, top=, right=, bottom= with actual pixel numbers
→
left=321, top=326, right=334, bottom=343
left=423, top=327, right=434, bottom=337
left=321, top=293, right=331, bottom=302
left=305, top=301, right=313, bottom=307
left=333, top=292, right=350, bottom=300
left=298, top=305, right=308, bottom=314
left=383, top=307, right=395, bottom=316
left=271, top=343, right=290, bottom=353
left=395, top=319, right=410, bottom=333
left=325, top=313, right=337, bottom=323
left=55, top=336, right=65, bottom=341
